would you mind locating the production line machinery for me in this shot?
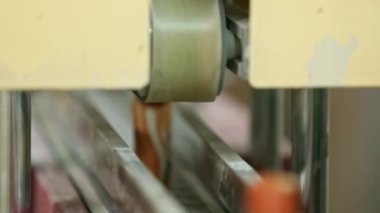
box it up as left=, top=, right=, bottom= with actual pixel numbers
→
left=1, top=0, right=380, bottom=212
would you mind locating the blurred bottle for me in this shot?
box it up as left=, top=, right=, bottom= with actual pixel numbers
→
left=133, top=98, right=171, bottom=182
left=246, top=172, right=302, bottom=213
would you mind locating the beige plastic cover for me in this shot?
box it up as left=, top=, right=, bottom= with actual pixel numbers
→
left=250, top=0, right=380, bottom=88
left=0, top=0, right=149, bottom=89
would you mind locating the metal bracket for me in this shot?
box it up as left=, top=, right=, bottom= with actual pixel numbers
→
left=225, top=2, right=250, bottom=81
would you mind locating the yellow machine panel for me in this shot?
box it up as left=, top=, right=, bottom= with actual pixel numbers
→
left=250, top=0, right=380, bottom=88
left=0, top=0, right=149, bottom=89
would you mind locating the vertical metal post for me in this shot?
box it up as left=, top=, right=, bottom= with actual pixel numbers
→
left=0, top=92, right=12, bottom=213
left=12, top=92, right=31, bottom=212
left=251, top=89, right=285, bottom=170
left=292, top=89, right=328, bottom=213
left=310, top=89, right=328, bottom=213
left=291, top=89, right=313, bottom=173
left=256, top=88, right=328, bottom=213
left=290, top=89, right=314, bottom=210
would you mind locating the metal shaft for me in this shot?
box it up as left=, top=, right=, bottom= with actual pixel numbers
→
left=309, top=90, right=329, bottom=213
left=290, top=89, right=314, bottom=209
left=291, top=89, right=329, bottom=213
left=291, top=89, right=313, bottom=173
left=0, top=92, right=12, bottom=213
left=12, top=92, right=31, bottom=212
left=251, top=89, right=285, bottom=170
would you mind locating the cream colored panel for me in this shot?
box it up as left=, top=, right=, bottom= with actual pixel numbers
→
left=250, top=0, right=380, bottom=87
left=0, top=0, right=149, bottom=89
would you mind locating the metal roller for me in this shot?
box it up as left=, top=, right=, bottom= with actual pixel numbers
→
left=137, top=0, right=226, bottom=102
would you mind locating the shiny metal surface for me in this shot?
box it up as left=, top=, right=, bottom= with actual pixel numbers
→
left=33, top=94, right=120, bottom=212
left=309, top=90, right=329, bottom=213
left=291, top=90, right=312, bottom=173
left=75, top=91, right=136, bottom=151
left=290, top=90, right=314, bottom=207
left=250, top=89, right=328, bottom=213
left=12, top=92, right=31, bottom=212
left=79, top=92, right=232, bottom=212
left=32, top=92, right=186, bottom=213
left=225, top=1, right=249, bottom=80
left=172, top=106, right=260, bottom=213
left=32, top=91, right=261, bottom=212
left=116, top=148, right=186, bottom=213
left=77, top=92, right=172, bottom=181
left=169, top=162, right=226, bottom=213
left=289, top=89, right=329, bottom=213
left=251, top=89, right=285, bottom=169
left=78, top=91, right=230, bottom=212
left=65, top=164, right=112, bottom=212
left=0, top=92, right=11, bottom=213
left=138, top=0, right=224, bottom=102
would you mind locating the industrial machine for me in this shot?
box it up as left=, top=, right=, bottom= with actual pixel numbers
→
left=1, top=0, right=380, bottom=212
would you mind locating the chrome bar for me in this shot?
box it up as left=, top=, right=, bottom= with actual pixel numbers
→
left=309, top=90, right=329, bottom=213
left=251, top=89, right=285, bottom=169
left=32, top=92, right=125, bottom=212
left=172, top=106, right=260, bottom=213
left=291, top=89, right=313, bottom=173
left=290, top=89, right=328, bottom=213
left=0, top=92, right=11, bottom=213
left=32, top=92, right=186, bottom=213
left=169, top=162, right=226, bottom=212
left=12, top=92, right=31, bottom=212
left=74, top=91, right=136, bottom=151
left=290, top=89, right=314, bottom=209
left=78, top=91, right=226, bottom=212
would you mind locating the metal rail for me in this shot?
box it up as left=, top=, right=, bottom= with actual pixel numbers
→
left=172, top=105, right=260, bottom=213
left=32, top=92, right=186, bottom=213
left=12, top=92, right=31, bottom=213
left=0, top=92, right=12, bottom=213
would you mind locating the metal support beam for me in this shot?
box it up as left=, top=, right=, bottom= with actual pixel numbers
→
left=12, top=92, right=31, bottom=212
left=251, top=89, right=285, bottom=170
left=0, top=92, right=12, bottom=213
left=291, top=89, right=329, bottom=213
left=291, top=89, right=313, bottom=173
left=0, top=92, right=31, bottom=213
left=309, top=90, right=329, bottom=213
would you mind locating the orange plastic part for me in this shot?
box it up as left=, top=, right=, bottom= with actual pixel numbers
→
left=246, top=172, right=301, bottom=213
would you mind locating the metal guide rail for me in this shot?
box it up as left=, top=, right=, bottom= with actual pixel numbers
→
left=172, top=106, right=260, bottom=213
left=32, top=92, right=185, bottom=212
left=31, top=91, right=260, bottom=212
